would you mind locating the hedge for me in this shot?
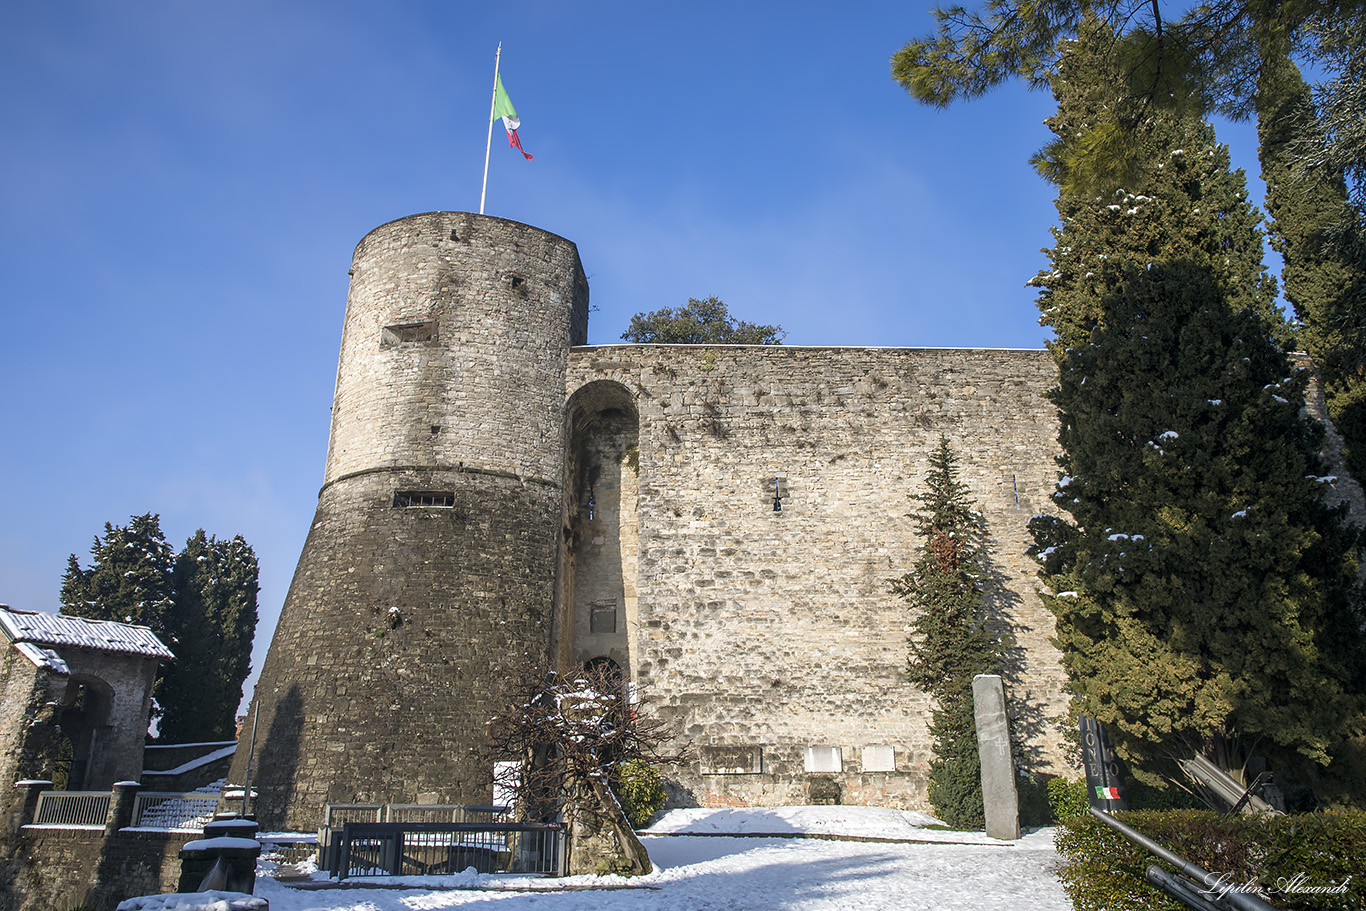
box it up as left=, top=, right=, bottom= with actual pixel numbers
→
left=1054, top=809, right=1365, bottom=911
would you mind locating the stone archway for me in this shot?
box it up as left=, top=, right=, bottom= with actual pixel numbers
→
left=55, top=676, right=115, bottom=790
left=561, top=381, right=640, bottom=683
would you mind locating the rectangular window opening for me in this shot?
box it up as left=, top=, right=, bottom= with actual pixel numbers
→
left=394, top=491, right=455, bottom=508
left=590, top=601, right=617, bottom=634
left=381, top=320, right=437, bottom=347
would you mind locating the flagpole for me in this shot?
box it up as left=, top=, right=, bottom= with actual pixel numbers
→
left=480, top=43, right=502, bottom=215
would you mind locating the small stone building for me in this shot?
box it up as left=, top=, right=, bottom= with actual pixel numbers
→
left=0, top=606, right=173, bottom=791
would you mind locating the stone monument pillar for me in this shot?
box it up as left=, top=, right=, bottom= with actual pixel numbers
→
left=972, top=674, right=1020, bottom=840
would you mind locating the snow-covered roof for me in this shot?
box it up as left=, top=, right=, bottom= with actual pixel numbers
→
left=12, top=641, right=70, bottom=675
left=0, top=606, right=174, bottom=661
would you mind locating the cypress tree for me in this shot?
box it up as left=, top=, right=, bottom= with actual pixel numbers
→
left=1256, top=48, right=1366, bottom=481
left=891, top=436, right=1003, bottom=828
left=60, top=515, right=260, bottom=742
left=1033, top=261, right=1364, bottom=781
left=1030, top=16, right=1284, bottom=354
left=158, top=531, right=260, bottom=742
left=1030, top=20, right=1366, bottom=790
left=60, top=513, right=176, bottom=634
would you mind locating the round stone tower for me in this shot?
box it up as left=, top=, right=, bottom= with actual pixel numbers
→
left=232, top=212, right=588, bottom=831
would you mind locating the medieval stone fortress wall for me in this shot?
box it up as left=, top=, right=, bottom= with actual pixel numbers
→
left=565, top=345, right=1072, bottom=807
left=233, top=211, right=1075, bottom=830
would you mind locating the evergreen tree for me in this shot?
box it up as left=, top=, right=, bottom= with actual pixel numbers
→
left=1032, top=260, right=1364, bottom=784
left=621, top=296, right=785, bottom=344
left=1256, top=49, right=1366, bottom=480
left=158, top=531, right=260, bottom=742
left=1030, top=26, right=1366, bottom=789
left=1301, top=8, right=1366, bottom=215
left=1031, top=15, right=1284, bottom=353
left=892, top=1, right=1366, bottom=195
left=890, top=436, right=1003, bottom=828
left=60, top=513, right=175, bottom=634
left=61, top=515, right=260, bottom=741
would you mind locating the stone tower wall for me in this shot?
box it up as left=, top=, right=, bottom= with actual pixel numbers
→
left=564, top=346, right=1072, bottom=810
left=232, top=213, right=589, bottom=831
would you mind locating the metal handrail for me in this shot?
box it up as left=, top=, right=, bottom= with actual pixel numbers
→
left=384, top=803, right=462, bottom=823
left=323, top=803, right=382, bottom=827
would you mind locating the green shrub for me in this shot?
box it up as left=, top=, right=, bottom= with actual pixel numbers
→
left=1018, top=771, right=1053, bottom=827
left=1048, top=777, right=1090, bottom=823
left=1125, top=777, right=1202, bottom=811
left=613, top=760, right=667, bottom=829
left=1054, top=809, right=1366, bottom=911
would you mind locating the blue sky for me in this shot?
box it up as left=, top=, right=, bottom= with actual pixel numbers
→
left=0, top=1, right=1268, bottom=705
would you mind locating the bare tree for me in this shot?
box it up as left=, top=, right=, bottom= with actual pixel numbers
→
left=485, top=661, right=688, bottom=876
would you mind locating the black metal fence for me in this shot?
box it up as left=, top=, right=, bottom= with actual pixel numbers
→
left=329, top=821, right=564, bottom=879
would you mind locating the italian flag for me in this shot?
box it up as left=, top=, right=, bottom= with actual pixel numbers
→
left=1096, top=786, right=1122, bottom=800
left=492, top=74, right=533, bottom=161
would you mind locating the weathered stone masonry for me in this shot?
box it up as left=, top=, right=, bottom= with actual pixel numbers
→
left=564, top=345, right=1071, bottom=807
left=233, top=211, right=1074, bottom=830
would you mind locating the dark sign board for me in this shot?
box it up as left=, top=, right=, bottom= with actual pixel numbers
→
left=1079, top=714, right=1128, bottom=812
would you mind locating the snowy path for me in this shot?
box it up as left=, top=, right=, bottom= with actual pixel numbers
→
left=253, top=808, right=1071, bottom=911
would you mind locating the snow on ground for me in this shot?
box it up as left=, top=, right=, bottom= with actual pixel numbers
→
left=643, top=805, right=1004, bottom=842
left=253, top=806, right=1071, bottom=910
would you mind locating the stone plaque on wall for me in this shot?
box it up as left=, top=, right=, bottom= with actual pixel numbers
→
left=699, top=745, right=763, bottom=775
left=861, top=745, right=895, bottom=772
left=804, top=746, right=843, bottom=774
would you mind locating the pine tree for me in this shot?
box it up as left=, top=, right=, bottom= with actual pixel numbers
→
left=892, top=2, right=1366, bottom=197
left=158, top=531, right=260, bottom=742
left=1256, top=49, right=1366, bottom=481
left=891, top=436, right=1003, bottom=828
left=621, top=297, right=785, bottom=344
left=1030, top=23, right=1366, bottom=790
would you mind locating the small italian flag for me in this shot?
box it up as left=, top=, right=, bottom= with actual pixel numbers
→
left=492, top=73, right=533, bottom=161
left=1096, top=786, right=1122, bottom=800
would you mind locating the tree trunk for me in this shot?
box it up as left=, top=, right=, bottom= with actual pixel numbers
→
left=564, top=778, right=652, bottom=876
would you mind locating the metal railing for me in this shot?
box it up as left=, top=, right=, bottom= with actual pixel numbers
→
left=322, top=803, right=383, bottom=828
left=32, top=791, right=111, bottom=827
left=384, top=804, right=462, bottom=824
left=322, top=802, right=510, bottom=827
left=456, top=805, right=511, bottom=825
left=129, top=792, right=221, bottom=830
left=331, top=821, right=563, bottom=879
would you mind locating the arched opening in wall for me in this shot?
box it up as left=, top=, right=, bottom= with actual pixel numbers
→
left=562, top=381, right=640, bottom=684
left=582, top=655, right=624, bottom=686
left=55, top=676, right=114, bottom=790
